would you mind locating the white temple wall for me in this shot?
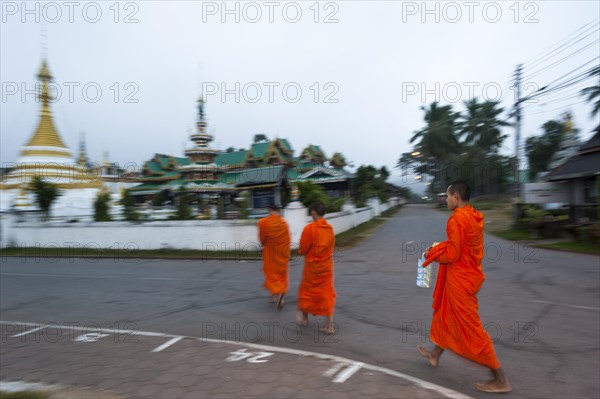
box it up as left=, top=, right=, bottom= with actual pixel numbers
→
left=1, top=199, right=400, bottom=251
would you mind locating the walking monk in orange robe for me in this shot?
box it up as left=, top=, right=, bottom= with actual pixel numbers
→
left=296, top=201, right=336, bottom=334
left=418, top=181, right=512, bottom=393
left=258, top=202, right=291, bottom=311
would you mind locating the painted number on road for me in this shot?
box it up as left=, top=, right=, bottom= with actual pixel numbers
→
left=74, top=333, right=110, bottom=342
left=226, top=348, right=274, bottom=363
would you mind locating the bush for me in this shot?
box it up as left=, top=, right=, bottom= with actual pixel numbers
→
left=298, top=181, right=329, bottom=210
left=121, top=190, right=141, bottom=222
left=327, top=197, right=346, bottom=213
left=152, top=189, right=169, bottom=207
left=94, top=191, right=112, bottom=221
left=175, top=186, right=193, bottom=220
left=29, top=176, right=62, bottom=221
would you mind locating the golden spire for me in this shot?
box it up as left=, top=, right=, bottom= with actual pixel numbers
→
left=24, top=60, right=68, bottom=148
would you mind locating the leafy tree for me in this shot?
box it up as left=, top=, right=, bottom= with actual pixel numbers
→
left=94, top=191, right=112, bottom=222
left=400, top=100, right=513, bottom=197
left=152, top=189, right=169, bottom=207
left=459, top=98, right=510, bottom=153
left=121, top=189, right=141, bottom=222
left=253, top=134, right=269, bottom=143
left=297, top=181, right=345, bottom=213
left=298, top=181, right=329, bottom=210
left=444, top=147, right=512, bottom=197
left=379, top=166, right=390, bottom=181
left=580, top=65, right=600, bottom=125
left=175, top=186, right=193, bottom=220
left=238, top=191, right=250, bottom=219
left=226, top=146, right=235, bottom=153
left=352, top=165, right=389, bottom=206
left=410, top=102, right=460, bottom=161
left=29, top=176, right=61, bottom=221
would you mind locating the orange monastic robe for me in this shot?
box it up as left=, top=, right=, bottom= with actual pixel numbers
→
left=258, top=214, right=291, bottom=295
left=422, top=205, right=500, bottom=370
left=297, top=218, right=336, bottom=316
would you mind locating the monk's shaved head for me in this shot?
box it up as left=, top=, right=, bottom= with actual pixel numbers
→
left=448, top=181, right=471, bottom=201
left=310, top=201, right=326, bottom=216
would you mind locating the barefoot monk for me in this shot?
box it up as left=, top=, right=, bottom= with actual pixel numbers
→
left=297, top=201, right=336, bottom=334
left=417, top=181, right=512, bottom=393
left=258, top=202, right=291, bottom=310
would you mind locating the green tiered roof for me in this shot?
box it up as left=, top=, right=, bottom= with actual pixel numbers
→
left=215, top=150, right=248, bottom=166
left=132, top=138, right=352, bottom=194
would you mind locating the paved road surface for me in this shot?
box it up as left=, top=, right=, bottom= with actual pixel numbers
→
left=1, top=204, right=598, bottom=398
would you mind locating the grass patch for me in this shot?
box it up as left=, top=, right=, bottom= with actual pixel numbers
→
left=0, top=247, right=264, bottom=261
left=533, top=241, right=600, bottom=256
left=0, top=392, right=49, bottom=399
left=489, top=228, right=534, bottom=241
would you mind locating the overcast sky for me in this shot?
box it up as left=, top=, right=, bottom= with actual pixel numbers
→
left=1, top=1, right=599, bottom=192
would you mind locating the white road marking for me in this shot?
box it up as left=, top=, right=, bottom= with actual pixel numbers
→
left=529, top=300, right=599, bottom=312
left=151, top=336, right=183, bottom=352
left=333, top=362, right=363, bottom=383
left=226, top=348, right=274, bottom=363
left=323, top=362, right=345, bottom=377
left=11, top=326, right=44, bottom=337
left=0, top=381, right=61, bottom=393
left=246, top=351, right=274, bottom=363
left=74, top=333, right=110, bottom=342
left=0, top=320, right=473, bottom=399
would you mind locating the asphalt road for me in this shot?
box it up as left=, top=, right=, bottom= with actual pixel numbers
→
left=1, top=204, right=598, bottom=398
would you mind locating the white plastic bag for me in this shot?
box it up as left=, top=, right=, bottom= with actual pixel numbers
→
left=416, top=252, right=431, bottom=288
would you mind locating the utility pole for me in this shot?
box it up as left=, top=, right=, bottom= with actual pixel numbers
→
left=513, top=64, right=523, bottom=226
left=514, top=64, right=523, bottom=201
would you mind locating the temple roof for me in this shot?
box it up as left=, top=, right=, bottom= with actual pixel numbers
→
left=215, top=150, right=248, bottom=166
left=545, top=130, right=600, bottom=181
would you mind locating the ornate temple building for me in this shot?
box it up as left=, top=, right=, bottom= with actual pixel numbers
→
left=1, top=58, right=354, bottom=221
left=0, top=60, right=104, bottom=217
left=130, top=97, right=353, bottom=212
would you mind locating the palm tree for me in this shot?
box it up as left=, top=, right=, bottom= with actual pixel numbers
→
left=460, top=98, right=510, bottom=154
left=580, top=65, right=600, bottom=127
left=409, top=102, right=460, bottom=160
left=409, top=102, right=461, bottom=192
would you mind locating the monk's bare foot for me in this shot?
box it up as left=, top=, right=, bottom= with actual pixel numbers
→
left=270, top=295, right=277, bottom=303
left=276, top=293, right=285, bottom=311
left=319, top=324, right=336, bottom=335
left=296, top=312, right=308, bottom=326
left=417, top=345, right=440, bottom=367
left=473, top=379, right=512, bottom=393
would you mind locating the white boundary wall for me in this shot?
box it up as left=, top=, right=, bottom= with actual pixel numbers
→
left=1, top=197, right=403, bottom=251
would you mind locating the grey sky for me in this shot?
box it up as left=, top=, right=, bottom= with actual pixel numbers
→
left=1, top=1, right=599, bottom=193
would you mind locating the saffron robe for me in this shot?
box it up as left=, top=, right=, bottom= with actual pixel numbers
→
left=297, top=218, right=336, bottom=316
left=258, top=213, right=291, bottom=295
left=423, top=205, right=500, bottom=370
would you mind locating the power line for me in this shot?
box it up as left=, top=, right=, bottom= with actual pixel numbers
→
left=520, top=67, right=596, bottom=110
left=524, top=22, right=599, bottom=74
left=523, top=17, right=599, bottom=67
left=523, top=80, right=588, bottom=109
left=525, top=91, right=589, bottom=108
left=536, top=56, right=600, bottom=90
left=522, top=39, right=600, bottom=81
left=538, top=66, right=597, bottom=96
left=522, top=65, right=598, bottom=102
left=523, top=99, right=589, bottom=116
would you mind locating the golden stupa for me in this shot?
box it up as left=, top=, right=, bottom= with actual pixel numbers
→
left=0, top=60, right=103, bottom=215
